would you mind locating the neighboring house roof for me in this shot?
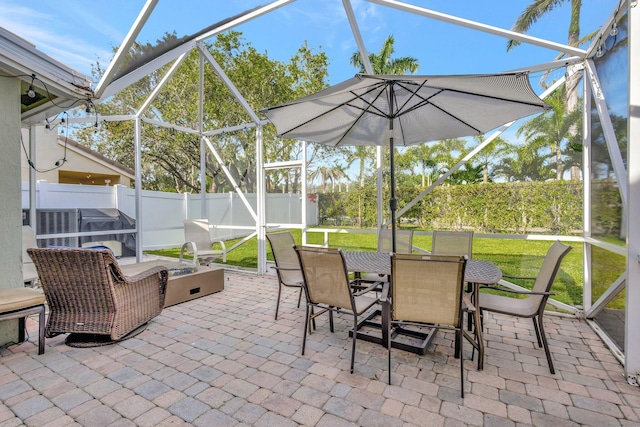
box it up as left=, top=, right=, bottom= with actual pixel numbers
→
left=58, top=137, right=135, bottom=179
left=0, top=26, right=94, bottom=125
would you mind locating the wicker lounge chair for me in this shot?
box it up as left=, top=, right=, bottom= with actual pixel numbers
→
left=27, top=247, right=168, bottom=342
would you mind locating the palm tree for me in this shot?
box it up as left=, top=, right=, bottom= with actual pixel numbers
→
left=507, top=0, right=584, bottom=114
left=516, top=85, right=581, bottom=180
left=346, top=146, right=375, bottom=188
left=470, top=135, right=509, bottom=183
left=448, top=163, right=485, bottom=184
left=494, top=144, right=555, bottom=182
left=404, top=139, right=466, bottom=187
left=350, top=35, right=419, bottom=74
left=309, top=165, right=346, bottom=193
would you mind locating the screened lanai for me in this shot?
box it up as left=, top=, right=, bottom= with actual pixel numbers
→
left=44, top=0, right=639, bottom=386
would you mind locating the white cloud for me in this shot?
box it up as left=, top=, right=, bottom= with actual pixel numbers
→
left=0, top=1, right=116, bottom=78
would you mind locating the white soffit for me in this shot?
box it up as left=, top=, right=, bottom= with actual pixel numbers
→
left=0, top=27, right=94, bottom=125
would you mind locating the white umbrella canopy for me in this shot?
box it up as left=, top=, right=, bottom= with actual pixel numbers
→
left=261, top=72, right=549, bottom=251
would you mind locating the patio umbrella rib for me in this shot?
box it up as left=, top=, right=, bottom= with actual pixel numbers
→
left=334, top=85, right=393, bottom=147
left=262, top=72, right=549, bottom=252
left=277, top=82, right=389, bottom=139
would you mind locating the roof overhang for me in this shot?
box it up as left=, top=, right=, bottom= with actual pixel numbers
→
left=0, top=27, right=94, bottom=126
left=57, top=137, right=135, bottom=179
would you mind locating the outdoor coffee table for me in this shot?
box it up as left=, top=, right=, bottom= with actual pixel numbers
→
left=120, top=260, right=224, bottom=307
left=343, top=251, right=501, bottom=369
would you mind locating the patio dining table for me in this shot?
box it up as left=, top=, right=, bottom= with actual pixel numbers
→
left=343, top=251, right=502, bottom=370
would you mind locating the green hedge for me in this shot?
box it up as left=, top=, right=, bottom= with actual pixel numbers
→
left=318, top=180, right=619, bottom=235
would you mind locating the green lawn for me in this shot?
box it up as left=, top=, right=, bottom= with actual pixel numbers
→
left=147, top=228, right=624, bottom=308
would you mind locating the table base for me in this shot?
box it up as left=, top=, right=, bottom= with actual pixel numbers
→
left=349, top=308, right=437, bottom=355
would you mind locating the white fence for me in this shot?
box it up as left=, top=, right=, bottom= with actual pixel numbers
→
left=22, top=181, right=318, bottom=250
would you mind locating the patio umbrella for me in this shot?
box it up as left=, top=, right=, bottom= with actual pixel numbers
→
left=261, top=72, right=549, bottom=252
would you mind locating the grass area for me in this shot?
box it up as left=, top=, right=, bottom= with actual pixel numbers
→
left=147, top=228, right=589, bottom=306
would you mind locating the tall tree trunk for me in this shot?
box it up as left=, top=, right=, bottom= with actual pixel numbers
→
left=557, top=143, right=563, bottom=180
left=566, top=0, right=581, bottom=136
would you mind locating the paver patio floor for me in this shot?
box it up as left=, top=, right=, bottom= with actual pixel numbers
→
left=1, top=269, right=639, bottom=426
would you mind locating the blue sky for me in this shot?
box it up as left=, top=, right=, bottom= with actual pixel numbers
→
left=0, top=0, right=619, bottom=88
left=0, top=1, right=621, bottom=183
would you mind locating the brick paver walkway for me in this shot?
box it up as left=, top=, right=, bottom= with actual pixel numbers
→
left=1, top=270, right=639, bottom=426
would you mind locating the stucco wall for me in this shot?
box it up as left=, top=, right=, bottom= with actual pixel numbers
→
left=0, top=76, right=23, bottom=343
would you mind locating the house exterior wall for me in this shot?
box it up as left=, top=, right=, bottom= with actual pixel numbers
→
left=0, top=75, right=23, bottom=343
left=20, top=126, right=131, bottom=186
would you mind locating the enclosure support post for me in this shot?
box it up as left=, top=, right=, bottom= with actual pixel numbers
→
left=302, top=141, right=308, bottom=245
left=199, top=52, right=207, bottom=220
left=625, top=1, right=640, bottom=386
left=582, top=66, right=592, bottom=311
left=256, top=125, right=267, bottom=275
left=376, top=146, right=383, bottom=231
left=134, top=117, right=143, bottom=262
left=28, top=126, right=37, bottom=230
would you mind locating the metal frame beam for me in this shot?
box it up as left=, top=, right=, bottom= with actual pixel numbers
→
left=625, top=0, right=640, bottom=386
left=94, top=0, right=159, bottom=98
left=367, top=0, right=586, bottom=57
left=585, top=60, right=628, bottom=207
left=97, top=0, right=295, bottom=101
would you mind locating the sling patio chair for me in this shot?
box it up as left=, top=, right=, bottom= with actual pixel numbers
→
left=266, top=231, right=304, bottom=320
left=356, top=229, right=414, bottom=292
left=385, top=253, right=471, bottom=398
left=181, top=219, right=227, bottom=265
left=295, top=245, right=378, bottom=374
left=478, top=240, right=572, bottom=374
left=431, top=230, right=474, bottom=258
left=27, top=247, right=168, bottom=346
left=432, top=230, right=474, bottom=332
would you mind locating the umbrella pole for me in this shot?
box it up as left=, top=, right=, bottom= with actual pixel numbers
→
left=388, top=85, right=397, bottom=254
left=390, top=135, right=397, bottom=253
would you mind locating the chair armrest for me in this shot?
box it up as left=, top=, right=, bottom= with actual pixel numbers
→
left=352, top=280, right=383, bottom=296
left=123, top=265, right=169, bottom=284
left=180, top=242, right=199, bottom=265
left=379, top=281, right=391, bottom=303
left=271, top=265, right=299, bottom=272
left=462, top=293, right=475, bottom=312
left=209, top=239, right=227, bottom=262
left=502, top=274, right=536, bottom=281
left=118, top=266, right=169, bottom=313
left=479, top=284, right=554, bottom=296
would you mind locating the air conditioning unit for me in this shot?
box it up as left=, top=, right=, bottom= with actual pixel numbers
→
left=37, top=209, right=79, bottom=248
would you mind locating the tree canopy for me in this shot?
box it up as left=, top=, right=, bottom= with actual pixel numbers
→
left=82, top=31, right=330, bottom=193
